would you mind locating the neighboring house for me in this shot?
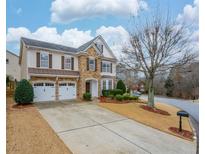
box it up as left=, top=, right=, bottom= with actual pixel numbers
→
left=6, top=50, right=21, bottom=81
left=19, top=35, right=117, bottom=102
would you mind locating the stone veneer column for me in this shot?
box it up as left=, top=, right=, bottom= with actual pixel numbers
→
left=55, top=76, right=59, bottom=101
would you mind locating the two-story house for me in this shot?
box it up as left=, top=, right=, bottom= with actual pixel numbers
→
left=19, top=35, right=117, bottom=102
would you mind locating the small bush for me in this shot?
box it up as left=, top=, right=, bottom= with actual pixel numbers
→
left=126, top=88, right=130, bottom=94
left=102, top=90, right=110, bottom=97
left=116, top=80, right=126, bottom=94
left=131, top=96, right=139, bottom=100
left=83, top=92, right=91, bottom=101
left=14, top=79, right=34, bottom=104
left=108, top=94, right=114, bottom=99
left=123, top=93, right=130, bottom=100
left=116, top=94, right=124, bottom=101
left=110, top=89, right=123, bottom=96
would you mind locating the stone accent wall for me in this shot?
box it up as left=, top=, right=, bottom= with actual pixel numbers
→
left=78, top=47, right=101, bottom=98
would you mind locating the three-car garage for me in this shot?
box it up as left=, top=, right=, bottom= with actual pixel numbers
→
left=33, top=81, right=77, bottom=102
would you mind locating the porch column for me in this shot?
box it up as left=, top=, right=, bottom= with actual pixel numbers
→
left=55, top=76, right=59, bottom=101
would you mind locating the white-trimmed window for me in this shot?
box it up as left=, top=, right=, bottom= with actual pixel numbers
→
left=108, top=80, right=112, bottom=89
left=102, top=79, right=113, bottom=90
left=89, top=58, right=95, bottom=71
left=40, top=52, right=49, bottom=68
left=103, top=80, right=106, bottom=90
left=102, top=61, right=111, bottom=73
left=64, top=57, right=71, bottom=69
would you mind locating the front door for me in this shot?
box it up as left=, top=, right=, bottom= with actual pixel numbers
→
left=86, top=81, right=90, bottom=93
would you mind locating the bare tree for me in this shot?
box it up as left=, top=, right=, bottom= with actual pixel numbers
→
left=121, top=12, right=196, bottom=108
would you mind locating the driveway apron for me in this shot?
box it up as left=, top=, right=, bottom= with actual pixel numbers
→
left=36, top=102, right=196, bottom=154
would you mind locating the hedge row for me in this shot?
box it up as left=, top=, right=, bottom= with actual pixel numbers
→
left=102, top=89, right=123, bottom=97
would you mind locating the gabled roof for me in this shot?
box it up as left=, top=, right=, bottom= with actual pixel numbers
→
left=20, top=35, right=117, bottom=63
left=77, top=37, right=98, bottom=52
left=21, top=37, right=78, bottom=53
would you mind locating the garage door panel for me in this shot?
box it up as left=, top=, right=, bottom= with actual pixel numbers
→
left=33, top=82, right=55, bottom=102
left=59, top=82, right=76, bottom=100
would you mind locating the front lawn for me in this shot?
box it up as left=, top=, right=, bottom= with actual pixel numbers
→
left=7, top=97, right=72, bottom=154
left=99, top=101, right=194, bottom=141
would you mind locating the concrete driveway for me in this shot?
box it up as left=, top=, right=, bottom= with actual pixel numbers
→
left=36, top=101, right=196, bottom=154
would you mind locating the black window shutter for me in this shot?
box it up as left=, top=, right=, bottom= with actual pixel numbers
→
left=61, top=56, right=64, bottom=69
left=87, top=58, right=89, bottom=70
left=36, top=52, right=40, bottom=67
left=101, top=61, right=102, bottom=72
left=95, top=59, right=97, bottom=71
left=110, top=63, right=112, bottom=73
left=49, top=54, right=52, bottom=68
left=71, top=57, right=74, bottom=70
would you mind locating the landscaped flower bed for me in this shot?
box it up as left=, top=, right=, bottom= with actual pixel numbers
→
left=168, top=127, right=194, bottom=140
left=140, top=105, right=171, bottom=116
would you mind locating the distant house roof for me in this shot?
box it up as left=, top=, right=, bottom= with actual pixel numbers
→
left=6, top=50, right=19, bottom=57
left=21, top=37, right=78, bottom=53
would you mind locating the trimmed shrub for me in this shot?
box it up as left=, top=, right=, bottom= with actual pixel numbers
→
left=116, top=94, right=124, bottom=101
left=110, top=89, right=123, bottom=96
left=83, top=92, right=92, bottom=101
left=116, top=80, right=126, bottom=94
left=102, top=90, right=110, bottom=97
left=14, top=79, right=34, bottom=104
left=126, top=88, right=130, bottom=94
left=108, top=94, right=114, bottom=99
left=131, top=96, right=139, bottom=100
left=123, top=93, right=130, bottom=100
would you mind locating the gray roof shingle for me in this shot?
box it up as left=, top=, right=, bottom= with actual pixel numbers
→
left=21, top=35, right=108, bottom=56
left=77, top=36, right=98, bottom=51
left=21, top=37, right=78, bottom=53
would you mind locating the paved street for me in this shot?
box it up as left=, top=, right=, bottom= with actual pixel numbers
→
left=35, top=101, right=196, bottom=154
left=141, top=95, right=199, bottom=122
left=141, top=95, right=199, bottom=154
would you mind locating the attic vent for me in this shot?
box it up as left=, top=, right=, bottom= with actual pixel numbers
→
left=101, top=45, right=103, bottom=53
left=95, top=43, right=103, bottom=53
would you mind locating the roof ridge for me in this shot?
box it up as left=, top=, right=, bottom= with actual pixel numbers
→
left=21, top=37, right=77, bottom=50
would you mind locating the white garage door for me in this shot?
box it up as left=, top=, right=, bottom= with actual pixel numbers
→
left=59, top=82, right=76, bottom=100
left=33, top=82, right=55, bottom=102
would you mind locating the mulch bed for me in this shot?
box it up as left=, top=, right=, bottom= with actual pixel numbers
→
left=12, top=103, right=34, bottom=109
left=140, top=105, right=171, bottom=116
left=99, top=97, right=132, bottom=104
left=99, top=96, right=147, bottom=104
left=169, top=127, right=194, bottom=140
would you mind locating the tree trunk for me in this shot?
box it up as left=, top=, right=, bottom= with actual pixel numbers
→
left=147, top=78, right=155, bottom=108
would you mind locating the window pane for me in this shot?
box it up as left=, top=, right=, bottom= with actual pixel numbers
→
left=40, top=53, right=49, bottom=67
left=65, top=57, right=71, bottom=69
left=89, top=59, right=95, bottom=70
left=103, top=80, right=106, bottom=90
left=108, top=80, right=112, bottom=89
